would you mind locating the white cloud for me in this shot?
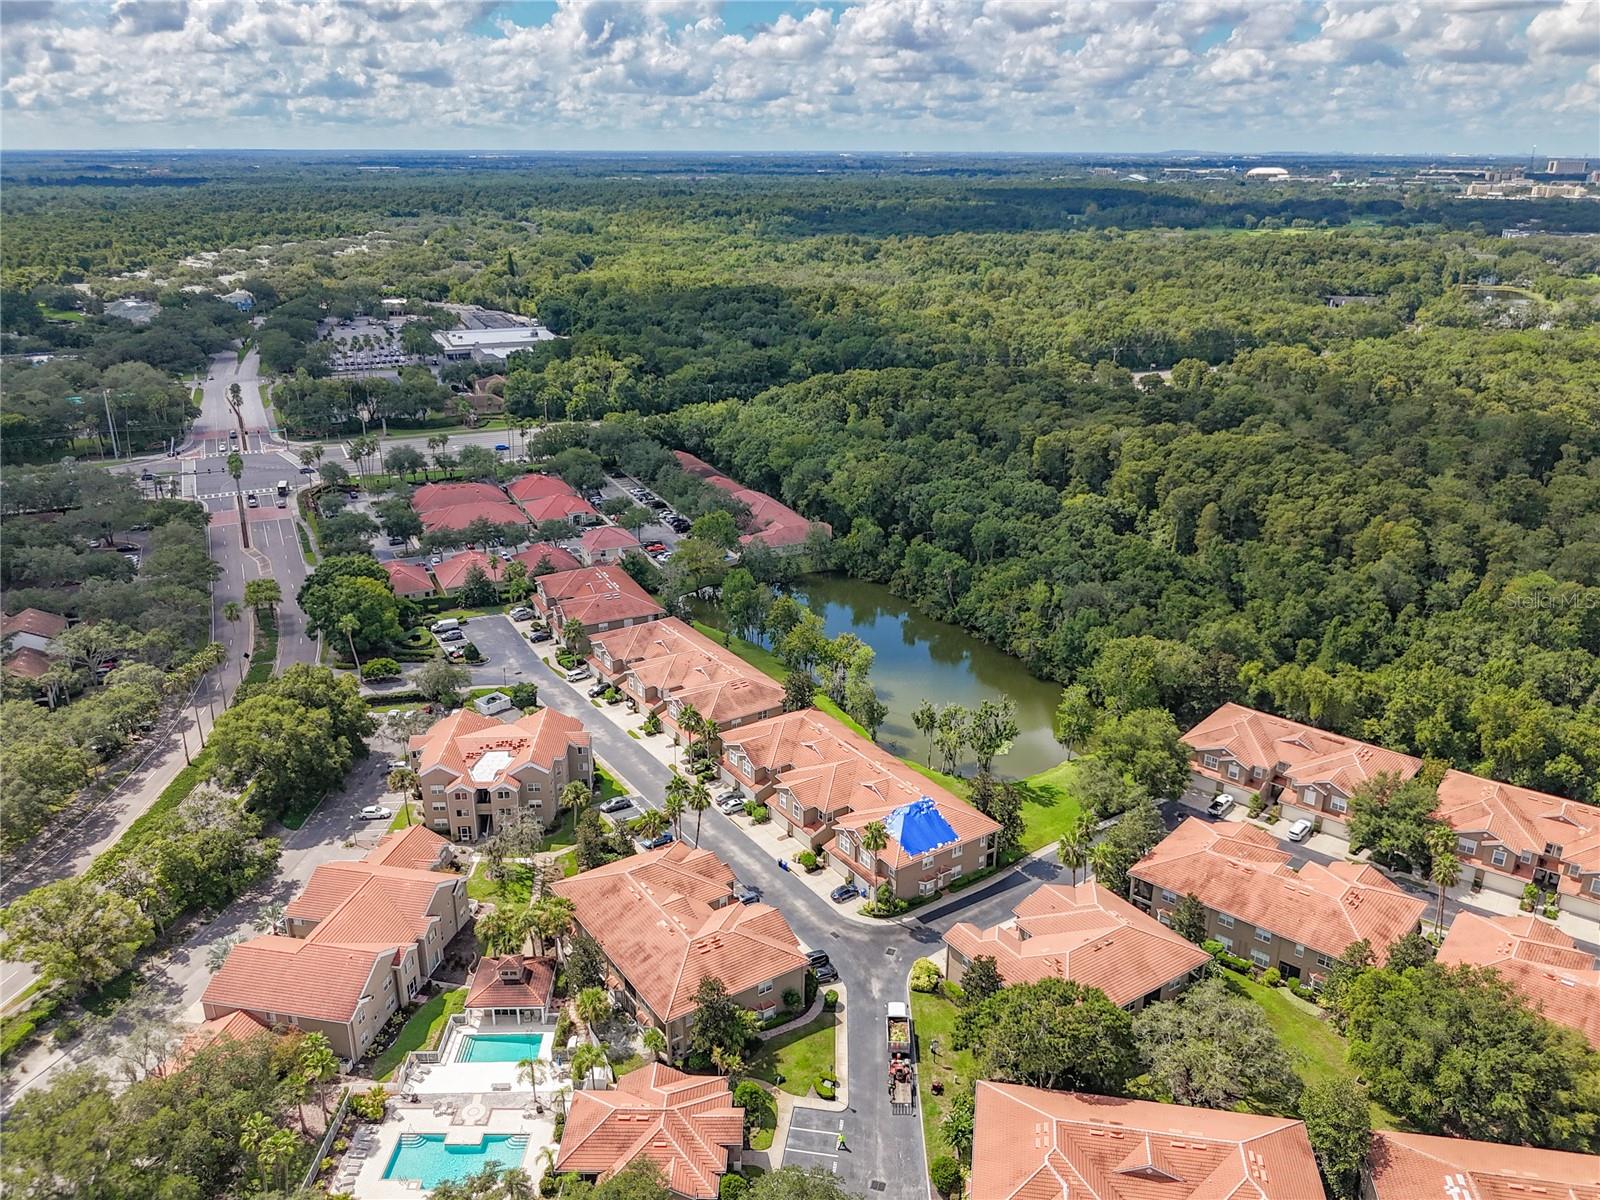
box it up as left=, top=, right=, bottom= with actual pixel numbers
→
left=0, top=0, right=1594, bottom=152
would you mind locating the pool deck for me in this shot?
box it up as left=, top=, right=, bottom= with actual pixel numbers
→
left=341, top=1099, right=557, bottom=1199
left=406, top=1020, right=556, bottom=1096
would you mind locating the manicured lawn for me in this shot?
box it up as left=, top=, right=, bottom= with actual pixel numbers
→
left=387, top=808, right=413, bottom=832
left=1219, top=968, right=1404, bottom=1130
left=748, top=1012, right=837, bottom=1098
left=1012, top=759, right=1086, bottom=852
left=691, top=621, right=787, bottom=681
left=372, top=987, right=466, bottom=1081
left=594, top=766, right=625, bottom=803
left=911, top=989, right=977, bottom=1165
left=468, top=861, right=537, bottom=905
left=812, top=695, right=868, bottom=737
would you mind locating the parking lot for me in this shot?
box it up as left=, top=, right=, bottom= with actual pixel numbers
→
left=782, top=1106, right=848, bottom=1175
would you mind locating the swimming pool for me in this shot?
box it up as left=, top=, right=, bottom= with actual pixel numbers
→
left=455, top=1031, right=546, bottom=1064
left=384, top=1133, right=528, bottom=1188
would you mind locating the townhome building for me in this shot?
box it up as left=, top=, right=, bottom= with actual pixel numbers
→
left=201, top=827, right=465, bottom=1061
left=511, top=541, right=581, bottom=575
left=1130, top=818, right=1426, bottom=983
left=1436, top=911, right=1600, bottom=1050
left=719, top=707, right=1000, bottom=902
left=550, top=842, right=809, bottom=1056
left=1181, top=702, right=1421, bottom=834
left=672, top=451, right=830, bottom=553
left=382, top=559, right=436, bottom=598
left=431, top=550, right=505, bottom=594
left=944, top=881, right=1211, bottom=1011
left=589, top=618, right=784, bottom=735
left=971, top=1082, right=1323, bottom=1200
left=1433, top=769, right=1600, bottom=922
left=531, top=565, right=665, bottom=638
left=1363, top=1131, right=1600, bottom=1200
left=409, top=707, right=591, bottom=843
left=577, top=524, right=642, bottom=565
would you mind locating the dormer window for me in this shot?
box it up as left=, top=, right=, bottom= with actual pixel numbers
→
left=1544, top=843, right=1563, bottom=857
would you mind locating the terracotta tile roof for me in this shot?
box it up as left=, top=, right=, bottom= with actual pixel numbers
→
left=3, top=647, right=55, bottom=679
left=595, top=618, right=783, bottom=726
left=465, top=955, right=556, bottom=1010
left=408, top=707, right=589, bottom=791
left=522, top=493, right=600, bottom=524
left=1366, top=1131, right=1600, bottom=1200
left=971, top=1082, right=1324, bottom=1200
left=671, top=451, right=829, bottom=549
left=507, top=473, right=581, bottom=503
left=1132, top=817, right=1427, bottom=961
left=382, top=559, right=436, bottom=597
left=160, top=1011, right=275, bottom=1076
left=556, top=1063, right=743, bottom=1199
left=1435, top=769, right=1600, bottom=897
left=419, top=499, right=531, bottom=532
left=551, top=842, right=808, bottom=1023
left=723, top=708, right=998, bottom=869
left=1183, top=702, right=1422, bottom=795
left=432, top=550, right=506, bottom=591
left=535, top=566, right=664, bottom=630
left=364, top=825, right=454, bottom=872
left=946, top=882, right=1211, bottom=1006
left=580, top=525, right=642, bottom=554
left=283, top=859, right=454, bottom=926
left=1436, top=911, right=1600, bottom=1049
left=512, top=542, right=581, bottom=574
left=1, top=607, right=68, bottom=640
left=411, top=482, right=506, bottom=513
left=202, top=935, right=388, bottom=1023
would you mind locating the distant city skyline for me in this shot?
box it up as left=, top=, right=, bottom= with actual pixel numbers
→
left=2, top=0, right=1597, bottom=155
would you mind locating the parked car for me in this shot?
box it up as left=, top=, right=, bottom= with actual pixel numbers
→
left=1206, top=795, right=1235, bottom=818
left=528, top=629, right=552, bottom=644
left=638, top=831, right=675, bottom=851
left=431, top=618, right=460, bottom=633
left=716, top=794, right=746, bottom=815
left=359, top=805, right=393, bottom=820
left=813, top=961, right=839, bottom=984
left=599, top=795, right=633, bottom=814
left=139, top=470, right=155, bottom=481
left=387, top=536, right=407, bottom=547
left=731, top=882, right=762, bottom=905
left=587, top=680, right=610, bottom=698
left=245, top=493, right=258, bottom=507
left=429, top=554, right=443, bottom=566
left=444, top=646, right=466, bottom=661
left=804, top=949, right=830, bottom=968
left=829, top=884, right=860, bottom=904
left=563, top=664, right=592, bottom=682
left=438, top=629, right=465, bottom=643
left=1287, top=818, right=1314, bottom=842
left=299, top=464, right=315, bottom=474
left=643, top=542, right=667, bottom=554
left=508, top=606, right=534, bottom=621
left=276, top=496, right=287, bottom=508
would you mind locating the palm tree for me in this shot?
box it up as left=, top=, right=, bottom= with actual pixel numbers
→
left=687, top=781, right=712, bottom=847
left=665, top=791, right=686, bottom=843
left=427, top=432, right=450, bottom=480
left=1058, top=816, right=1093, bottom=885
left=517, top=1056, right=548, bottom=1105
left=299, top=447, right=317, bottom=471
left=677, top=704, right=703, bottom=762
left=700, top=717, right=721, bottom=759
left=239, top=1110, right=273, bottom=1183
left=635, top=808, right=668, bottom=842
left=576, top=987, right=612, bottom=1036
left=338, top=613, right=362, bottom=675
left=529, top=894, right=575, bottom=959
left=861, top=820, right=889, bottom=871
left=642, top=1026, right=668, bottom=1063
left=386, top=766, right=420, bottom=826
left=568, top=1042, right=608, bottom=1090
left=561, top=779, right=591, bottom=834
left=298, top=1032, right=339, bottom=1118
left=223, top=599, right=241, bottom=625
left=1426, top=823, right=1461, bottom=933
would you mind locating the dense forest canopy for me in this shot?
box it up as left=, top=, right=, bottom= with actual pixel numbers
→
left=3, top=155, right=1596, bottom=799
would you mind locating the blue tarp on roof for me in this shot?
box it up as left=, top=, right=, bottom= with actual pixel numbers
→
left=885, top=797, right=958, bottom=856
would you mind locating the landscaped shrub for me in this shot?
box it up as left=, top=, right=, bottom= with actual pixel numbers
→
left=350, top=1085, right=389, bottom=1121
left=795, top=850, right=818, bottom=871
left=823, top=989, right=839, bottom=1011
left=744, top=802, right=769, bottom=824
left=508, top=682, right=540, bottom=710
left=462, top=641, right=484, bottom=663
left=732, top=1080, right=775, bottom=1138
left=1260, top=967, right=1281, bottom=987
left=782, top=988, right=803, bottom=1011
left=1202, top=939, right=1225, bottom=958
left=719, top=1175, right=750, bottom=1200
left=641, top=712, right=662, bottom=735
left=1246, top=791, right=1269, bottom=818
left=814, top=1077, right=836, bottom=1100
left=361, top=657, right=401, bottom=680
left=930, top=1155, right=963, bottom=1197
left=910, top=958, right=942, bottom=993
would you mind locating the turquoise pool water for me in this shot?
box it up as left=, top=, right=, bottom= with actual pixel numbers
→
left=456, top=1031, right=546, bottom=1063
left=384, top=1133, right=528, bottom=1187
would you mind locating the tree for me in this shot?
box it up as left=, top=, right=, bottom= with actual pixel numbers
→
left=529, top=894, right=575, bottom=958
left=642, top=1026, right=668, bottom=1062
left=939, top=1084, right=977, bottom=1161
left=576, top=986, right=613, bottom=1035
left=1346, top=963, right=1600, bottom=1150
left=1299, top=1076, right=1372, bottom=1200
left=664, top=789, right=686, bottom=842
left=568, top=1041, right=610, bottom=1089
left=935, top=704, right=969, bottom=774
left=1348, top=770, right=1444, bottom=874
left=565, top=930, right=608, bottom=993
left=1426, top=822, right=1460, bottom=931
left=912, top=700, right=938, bottom=766
left=989, top=780, right=1025, bottom=857
left=1384, top=930, right=1435, bottom=972
left=968, top=697, right=1019, bottom=774
left=476, top=907, right=533, bottom=956
left=1320, top=939, right=1376, bottom=1029
left=1088, top=707, right=1191, bottom=800
left=385, top=445, right=426, bottom=479
left=634, top=808, right=668, bottom=841
left=745, top=1167, right=863, bottom=1200
left=242, top=577, right=281, bottom=614
left=1052, top=685, right=1097, bottom=756
left=387, top=766, right=421, bottom=825
left=208, top=693, right=354, bottom=817
left=459, top=563, right=498, bottom=607
left=298, top=1031, right=339, bottom=1118
left=929, top=1155, right=962, bottom=1197
left=517, top=1056, right=548, bottom=1106
left=954, top=977, right=1138, bottom=1092
left=1134, top=977, right=1303, bottom=1112
left=686, top=976, right=757, bottom=1065
left=416, top=659, right=470, bottom=706
left=1057, top=815, right=1093, bottom=885
left=0, top=877, right=153, bottom=993
left=561, top=779, right=591, bottom=830
left=1088, top=796, right=1166, bottom=897
left=782, top=668, right=816, bottom=713
left=1170, top=893, right=1208, bottom=944
left=844, top=676, right=889, bottom=742
left=860, top=819, right=889, bottom=868
left=960, top=955, right=1003, bottom=1006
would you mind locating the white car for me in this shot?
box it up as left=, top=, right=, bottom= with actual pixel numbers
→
left=1206, top=795, right=1235, bottom=818
left=1286, top=818, right=1314, bottom=842
left=359, top=805, right=393, bottom=820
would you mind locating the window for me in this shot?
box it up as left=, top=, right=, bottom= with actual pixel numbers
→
left=1293, top=943, right=1305, bottom=958
left=757, top=980, right=773, bottom=996
left=1252, top=767, right=1264, bottom=780
left=1227, top=764, right=1240, bottom=780
left=1218, top=936, right=1233, bottom=952
left=430, top=785, right=444, bottom=795
left=1457, top=837, right=1478, bottom=855
left=1329, top=796, right=1348, bottom=814
left=1217, top=913, right=1235, bottom=929
left=952, top=843, right=962, bottom=858
left=1590, top=876, right=1600, bottom=895
left=1251, top=949, right=1271, bottom=968
left=1202, top=754, right=1219, bottom=769
left=1519, top=850, right=1533, bottom=864
left=919, top=879, right=936, bottom=896
left=1158, top=912, right=1172, bottom=926
left=1568, top=864, right=1580, bottom=878
left=432, top=819, right=448, bottom=829
left=857, top=847, right=872, bottom=868
left=497, top=789, right=510, bottom=800
left=1544, top=843, right=1563, bottom=857
left=1491, top=847, right=1508, bottom=867
left=949, top=865, right=963, bottom=880
left=431, top=802, right=446, bottom=812
left=1316, top=953, right=1335, bottom=969
left=1255, top=928, right=1273, bottom=944
left=1161, top=889, right=1178, bottom=904
left=530, top=783, right=541, bottom=794
left=922, top=855, right=936, bottom=869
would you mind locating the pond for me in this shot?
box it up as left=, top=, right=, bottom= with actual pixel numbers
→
left=701, top=574, right=1065, bottom=779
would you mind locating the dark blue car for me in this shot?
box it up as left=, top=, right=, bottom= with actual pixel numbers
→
left=638, top=831, right=675, bottom=851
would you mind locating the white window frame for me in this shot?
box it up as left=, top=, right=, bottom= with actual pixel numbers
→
left=1250, top=949, right=1271, bottom=969
left=1491, top=847, right=1508, bottom=867
left=1217, top=913, right=1235, bottom=929
left=1202, top=754, right=1219, bottom=769
left=951, top=843, right=962, bottom=858
left=1158, top=911, right=1172, bottom=926
left=1218, top=936, right=1233, bottom=952
left=1293, top=943, right=1305, bottom=958
left=757, top=980, right=773, bottom=996
left=430, top=784, right=445, bottom=795
left=1328, top=796, right=1348, bottom=814
left=1254, top=928, right=1273, bottom=944
left=1161, top=889, right=1178, bottom=904
left=918, top=879, right=936, bottom=896
left=1457, top=837, right=1478, bottom=855
left=1227, top=763, right=1240, bottom=779
left=431, top=802, right=447, bottom=812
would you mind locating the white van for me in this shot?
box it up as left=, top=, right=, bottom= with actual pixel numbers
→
left=430, top=618, right=461, bottom=635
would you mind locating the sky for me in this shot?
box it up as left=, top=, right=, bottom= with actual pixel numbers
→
left=1, top=0, right=1597, bottom=155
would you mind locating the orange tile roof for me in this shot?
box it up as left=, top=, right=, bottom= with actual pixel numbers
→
left=523, top=493, right=600, bottom=523
left=382, top=559, right=436, bottom=597
left=408, top=707, right=589, bottom=791
left=1, top=607, right=68, bottom=640
left=551, top=842, right=808, bottom=1023
left=670, top=451, right=829, bottom=548
left=159, top=1011, right=275, bottom=1076
left=283, top=859, right=453, bottom=926
left=1132, top=818, right=1427, bottom=961
left=419, top=499, right=531, bottom=532
left=1436, top=911, right=1600, bottom=1049
left=580, top=525, right=642, bottom=554
left=3, top=647, right=55, bottom=679
left=535, top=566, right=664, bottom=629
left=595, top=618, right=783, bottom=726
left=507, top=473, right=581, bottom=503
left=1435, top=769, right=1599, bottom=897
left=1366, top=1131, right=1600, bottom=1200
left=971, top=1082, right=1324, bottom=1200
left=202, top=936, right=389, bottom=1023
left=723, top=708, right=998, bottom=869
left=432, top=550, right=506, bottom=591
left=945, top=882, right=1211, bottom=1006
left=411, top=482, right=506, bottom=513
left=364, top=825, right=454, bottom=872
left=556, top=1064, right=743, bottom=1199
left=465, top=955, right=556, bottom=1010
left=1183, top=702, right=1422, bottom=795
left=512, top=542, right=581, bottom=573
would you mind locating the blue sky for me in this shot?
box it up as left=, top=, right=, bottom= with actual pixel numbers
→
left=2, top=1, right=1597, bottom=154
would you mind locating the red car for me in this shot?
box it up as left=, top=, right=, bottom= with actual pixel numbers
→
left=644, top=542, right=667, bottom=553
